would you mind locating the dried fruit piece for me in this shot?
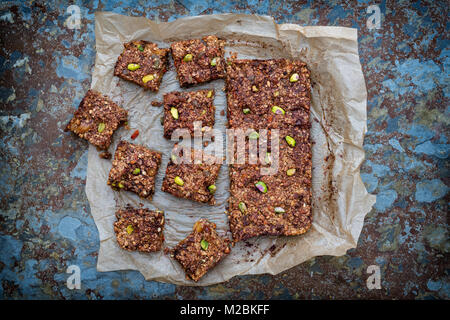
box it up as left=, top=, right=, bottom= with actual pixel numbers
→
left=255, top=181, right=267, bottom=193
left=183, top=54, right=193, bottom=62
left=142, top=74, right=154, bottom=83
left=170, top=107, right=179, bottom=119
left=285, top=135, right=296, bottom=147
left=200, top=239, right=209, bottom=250
left=289, top=73, right=299, bottom=82
left=238, top=202, right=247, bottom=214
left=271, top=106, right=285, bottom=115
left=131, top=130, right=139, bottom=139
left=208, top=185, right=216, bottom=194
left=127, top=63, right=140, bottom=71
left=286, top=168, right=296, bottom=176
left=174, top=176, right=184, bottom=186
left=97, top=122, right=106, bottom=133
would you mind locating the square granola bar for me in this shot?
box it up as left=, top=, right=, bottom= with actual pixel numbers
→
left=161, top=146, right=221, bottom=205
left=171, top=219, right=231, bottom=282
left=65, top=90, right=128, bottom=150
left=225, top=59, right=311, bottom=129
left=107, top=141, right=162, bottom=199
left=163, top=89, right=215, bottom=139
left=114, top=206, right=165, bottom=253
left=170, top=35, right=226, bottom=87
left=114, top=40, right=170, bottom=91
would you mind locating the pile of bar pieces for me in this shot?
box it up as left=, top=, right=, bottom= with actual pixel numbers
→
left=65, top=36, right=312, bottom=282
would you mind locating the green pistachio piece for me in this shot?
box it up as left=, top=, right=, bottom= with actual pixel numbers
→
left=255, top=181, right=267, bottom=193
left=170, top=107, right=179, bottom=119
left=274, top=207, right=285, bottom=214
left=174, top=176, right=184, bottom=186
left=285, top=136, right=296, bottom=147
left=118, top=181, right=125, bottom=189
left=97, top=122, right=106, bottom=133
left=208, top=185, right=217, bottom=194
left=183, top=54, right=193, bottom=62
left=142, top=74, right=154, bottom=83
left=271, top=106, right=285, bottom=115
left=243, top=108, right=250, bottom=114
left=207, top=90, right=213, bottom=98
left=200, top=239, right=209, bottom=250
left=210, top=57, right=218, bottom=66
left=132, top=168, right=141, bottom=175
left=126, top=225, right=134, bottom=234
left=286, top=168, right=296, bottom=176
left=137, top=45, right=144, bottom=52
left=249, top=131, right=259, bottom=140
left=274, top=91, right=279, bottom=97
left=252, top=85, right=258, bottom=92
left=127, top=63, right=140, bottom=71
left=238, top=202, right=247, bottom=214
left=289, top=73, right=299, bottom=82
left=171, top=154, right=177, bottom=163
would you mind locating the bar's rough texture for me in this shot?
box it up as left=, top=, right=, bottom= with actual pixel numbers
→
left=170, top=35, right=226, bottom=87
left=107, top=141, right=162, bottom=199
left=171, top=219, right=231, bottom=282
left=114, top=207, right=165, bottom=253
left=161, top=145, right=221, bottom=205
left=65, top=90, right=128, bottom=150
left=114, top=40, right=170, bottom=91
left=163, top=89, right=215, bottom=139
left=225, top=59, right=312, bottom=242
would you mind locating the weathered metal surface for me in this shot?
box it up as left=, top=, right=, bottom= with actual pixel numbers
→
left=0, top=0, right=448, bottom=299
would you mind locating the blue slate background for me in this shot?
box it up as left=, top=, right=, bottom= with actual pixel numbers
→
left=0, top=0, right=448, bottom=299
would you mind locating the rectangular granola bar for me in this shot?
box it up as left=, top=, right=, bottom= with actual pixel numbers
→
left=161, top=146, right=221, bottom=205
left=170, top=35, right=226, bottom=87
left=107, top=141, right=162, bottom=199
left=225, top=59, right=311, bottom=129
left=114, top=206, right=165, bottom=252
left=171, top=219, right=231, bottom=282
left=114, top=40, right=170, bottom=91
left=163, top=89, right=215, bottom=139
left=65, top=90, right=128, bottom=150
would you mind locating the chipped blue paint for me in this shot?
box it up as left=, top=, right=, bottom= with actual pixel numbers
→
left=58, top=216, right=82, bottom=241
left=415, top=179, right=449, bottom=203
left=374, top=189, right=397, bottom=212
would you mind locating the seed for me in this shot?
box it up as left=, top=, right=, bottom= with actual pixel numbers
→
left=274, top=207, right=285, bottom=214
left=207, top=90, right=213, bottom=98
left=249, top=131, right=259, bottom=140
left=170, top=107, right=179, bottom=119
left=97, top=122, right=106, bottom=133
left=290, top=73, right=299, bottom=82
left=255, top=181, right=267, bottom=193
left=252, top=85, right=258, bottom=92
left=137, top=45, right=144, bottom=51
left=142, top=74, right=154, bottom=83
left=133, top=168, right=141, bottom=175
left=271, top=106, right=285, bottom=115
left=127, top=63, right=140, bottom=71
left=243, top=108, right=250, bottom=114
left=286, top=168, right=296, bottom=176
left=183, top=54, right=193, bottom=62
left=118, top=182, right=125, bottom=188
left=126, top=225, right=134, bottom=234
left=285, top=136, right=296, bottom=147
left=238, top=202, right=247, bottom=214
left=208, top=185, right=216, bottom=194
left=210, top=57, right=218, bottom=66
left=174, top=176, right=184, bottom=186
left=200, top=239, right=209, bottom=251
left=265, top=152, right=272, bottom=164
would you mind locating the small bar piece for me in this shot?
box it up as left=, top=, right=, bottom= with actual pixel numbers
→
left=114, top=40, right=170, bottom=91
left=107, top=141, right=162, bottom=200
left=163, top=89, right=215, bottom=139
left=171, top=219, right=231, bottom=282
left=161, top=146, right=221, bottom=205
left=225, top=58, right=311, bottom=129
left=65, top=90, right=128, bottom=150
left=114, top=206, right=165, bottom=253
left=170, top=35, right=226, bottom=87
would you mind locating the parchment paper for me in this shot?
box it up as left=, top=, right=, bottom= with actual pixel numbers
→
left=86, top=12, right=376, bottom=285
